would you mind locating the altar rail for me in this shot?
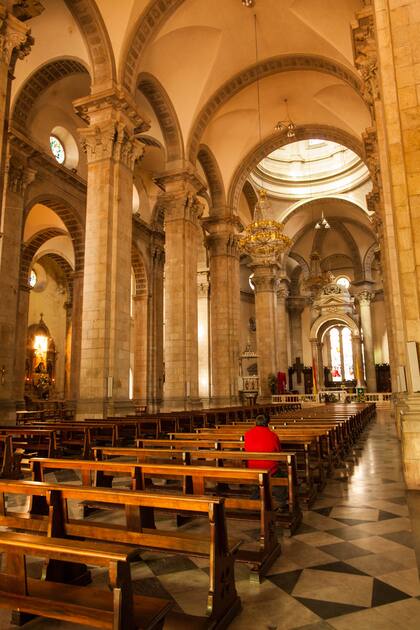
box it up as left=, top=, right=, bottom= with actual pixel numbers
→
left=272, top=392, right=392, bottom=407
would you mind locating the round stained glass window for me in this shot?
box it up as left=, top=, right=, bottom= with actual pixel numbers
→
left=336, top=276, right=350, bottom=289
left=29, top=269, right=37, bottom=288
left=49, top=135, right=65, bottom=164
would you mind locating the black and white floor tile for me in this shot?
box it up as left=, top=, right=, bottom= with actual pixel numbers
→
left=1, top=410, right=420, bottom=629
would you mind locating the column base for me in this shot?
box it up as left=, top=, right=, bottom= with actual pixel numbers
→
left=399, top=393, right=420, bottom=489
left=76, top=398, right=135, bottom=420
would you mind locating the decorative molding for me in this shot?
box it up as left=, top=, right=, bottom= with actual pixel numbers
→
left=352, top=3, right=379, bottom=118
left=63, top=0, right=116, bottom=87
left=197, top=144, right=226, bottom=208
left=0, top=11, right=33, bottom=67
left=138, top=72, right=183, bottom=163
left=188, top=54, right=364, bottom=162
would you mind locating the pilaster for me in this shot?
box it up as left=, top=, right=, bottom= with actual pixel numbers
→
left=146, top=239, right=165, bottom=411
left=0, top=147, right=36, bottom=421
left=157, top=169, right=205, bottom=410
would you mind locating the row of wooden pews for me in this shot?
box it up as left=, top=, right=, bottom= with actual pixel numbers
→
left=0, top=401, right=374, bottom=627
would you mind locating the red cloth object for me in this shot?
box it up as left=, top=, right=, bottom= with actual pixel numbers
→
left=244, top=426, right=282, bottom=474
left=277, top=371, right=287, bottom=394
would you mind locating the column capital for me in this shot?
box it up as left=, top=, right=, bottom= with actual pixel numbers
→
left=251, top=263, right=280, bottom=293
left=203, top=215, right=243, bottom=258
left=6, top=154, right=36, bottom=196
left=0, top=10, right=33, bottom=67
left=357, top=290, right=375, bottom=306
left=277, top=279, right=289, bottom=300
left=74, top=87, right=148, bottom=168
left=288, top=296, right=306, bottom=314
left=157, top=171, right=206, bottom=225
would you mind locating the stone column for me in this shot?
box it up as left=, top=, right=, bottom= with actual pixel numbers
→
left=0, top=7, right=33, bottom=208
left=277, top=280, right=289, bottom=375
left=74, top=89, right=146, bottom=418
left=69, top=270, right=83, bottom=401
left=64, top=301, right=72, bottom=399
left=146, top=240, right=164, bottom=412
left=358, top=290, right=376, bottom=392
left=252, top=263, right=279, bottom=399
left=311, top=340, right=320, bottom=393
left=204, top=216, right=242, bottom=406
left=158, top=171, right=205, bottom=410
left=197, top=270, right=210, bottom=403
left=0, top=150, right=36, bottom=420
left=289, top=297, right=305, bottom=365
left=353, top=332, right=365, bottom=389
left=133, top=293, right=148, bottom=405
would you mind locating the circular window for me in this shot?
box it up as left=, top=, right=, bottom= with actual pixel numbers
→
left=336, top=276, right=350, bottom=289
left=29, top=269, right=37, bottom=288
left=49, top=135, right=65, bottom=164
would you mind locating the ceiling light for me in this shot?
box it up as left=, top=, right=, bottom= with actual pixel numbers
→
left=242, top=0, right=255, bottom=6
left=275, top=99, right=296, bottom=138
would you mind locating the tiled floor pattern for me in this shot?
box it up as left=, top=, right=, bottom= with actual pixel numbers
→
left=1, top=409, right=420, bottom=629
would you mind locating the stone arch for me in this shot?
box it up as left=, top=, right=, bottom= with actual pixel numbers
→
left=25, top=195, right=85, bottom=272
left=21, top=228, right=68, bottom=286
left=36, top=252, right=75, bottom=302
left=121, top=0, right=186, bottom=93
left=289, top=252, right=310, bottom=277
left=188, top=54, right=364, bottom=162
left=63, top=0, right=116, bottom=87
left=12, top=58, right=90, bottom=131
left=137, top=72, right=184, bottom=163
left=310, top=313, right=359, bottom=341
left=363, top=242, right=379, bottom=281
left=131, top=245, right=148, bottom=297
left=227, top=125, right=364, bottom=210
left=242, top=181, right=258, bottom=217
left=197, top=144, right=226, bottom=209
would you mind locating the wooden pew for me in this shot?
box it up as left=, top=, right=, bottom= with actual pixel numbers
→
left=30, top=457, right=280, bottom=582
left=93, top=446, right=302, bottom=535
left=0, top=532, right=171, bottom=630
left=0, top=479, right=241, bottom=628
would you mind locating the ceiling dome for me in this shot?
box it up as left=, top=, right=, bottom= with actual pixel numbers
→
left=251, top=140, right=369, bottom=200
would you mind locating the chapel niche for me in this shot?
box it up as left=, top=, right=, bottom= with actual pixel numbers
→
left=25, top=314, right=57, bottom=399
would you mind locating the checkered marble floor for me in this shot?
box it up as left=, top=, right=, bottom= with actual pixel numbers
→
left=1, top=409, right=420, bottom=629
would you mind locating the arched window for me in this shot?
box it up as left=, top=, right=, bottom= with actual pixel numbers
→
left=28, top=269, right=37, bottom=288
left=328, top=326, right=354, bottom=382
left=49, top=135, right=65, bottom=164
left=336, top=276, right=350, bottom=289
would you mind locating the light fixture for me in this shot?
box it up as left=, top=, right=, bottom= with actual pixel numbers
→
left=242, top=0, right=255, bottom=6
left=274, top=99, right=296, bottom=138
left=239, top=15, right=292, bottom=264
left=314, top=210, right=330, bottom=230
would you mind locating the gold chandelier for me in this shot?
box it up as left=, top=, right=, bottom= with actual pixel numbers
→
left=239, top=13, right=292, bottom=263
left=239, top=190, right=291, bottom=263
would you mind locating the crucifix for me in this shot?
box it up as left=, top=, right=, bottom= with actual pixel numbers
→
left=292, top=357, right=304, bottom=384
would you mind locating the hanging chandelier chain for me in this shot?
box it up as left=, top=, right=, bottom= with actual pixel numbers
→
left=254, top=13, right=262, bottom=146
